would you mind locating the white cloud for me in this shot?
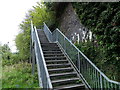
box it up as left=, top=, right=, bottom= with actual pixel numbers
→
left=0, top=0, right=40, bottom=52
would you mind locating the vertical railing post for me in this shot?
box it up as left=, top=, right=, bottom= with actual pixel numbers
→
left=32, top=45, right=35, bottom=75
left=100, top=74, right=103, bottom=90
left=56, top=29, right=58, bottom=42
left=51, top=33, right=53, bottom=42
left=31, top=21, right=35, bottom=75
left=30, top=21, right=33, bottom=63
left=63, top=37, right=65, bottom=51
left=78, top=51, right=80, bottom=73
left=95, top=69, right=97, bottom=88
left=30, top=39, right=32, bottom=64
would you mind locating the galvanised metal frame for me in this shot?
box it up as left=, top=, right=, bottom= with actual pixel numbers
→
left=43, top=23, right=120, bottom=89
left=31, top=21, right=53, bottom=89
left=43, top=23, right=53, bottom=43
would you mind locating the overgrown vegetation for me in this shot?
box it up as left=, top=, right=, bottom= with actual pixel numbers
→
left=2, top=62, right=38, bottom=88
left=1, top=2, right=56, bottom=88
left=0, top=2, right=56, bottom=89
left=0, top=43, right=11, bottom=60
left=0, top=43, right=39, bottom=88
left=73, top=2, right=120, bottom=81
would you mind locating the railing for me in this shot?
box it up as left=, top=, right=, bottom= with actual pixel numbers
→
left=43, top=23, right=120, bottom=89
left=31, top=22, right=52, bottom=89
left=53, top=28, right=120, bottom=89
left=43, top=23, right=53, bottom=42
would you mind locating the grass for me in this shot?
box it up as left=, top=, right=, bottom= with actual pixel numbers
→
left=2, top=61, right=39, bottom=88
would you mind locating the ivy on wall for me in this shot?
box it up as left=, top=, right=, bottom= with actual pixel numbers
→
left=73, top=2, right=120, bottom=81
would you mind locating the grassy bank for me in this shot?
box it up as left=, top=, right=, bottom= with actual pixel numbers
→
left=2, top=61, right=39, bottom=88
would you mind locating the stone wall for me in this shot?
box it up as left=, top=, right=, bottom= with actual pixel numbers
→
left=59, top=3, right=92, bottom=43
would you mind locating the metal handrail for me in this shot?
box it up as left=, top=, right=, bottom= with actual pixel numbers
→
left=54, top=28, right=120, bottom=84
left=52, top=28, right=120, bottom=89
left=31, top=22, right=53, bottom=88
left=43, top=23, right=53, bottom=42
left=43, top=23, right=120, bottom=89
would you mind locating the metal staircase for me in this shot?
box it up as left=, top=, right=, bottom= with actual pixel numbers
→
left=38, top=29, right=85, bottom=89
left=30, top=21, right=120, bottom=89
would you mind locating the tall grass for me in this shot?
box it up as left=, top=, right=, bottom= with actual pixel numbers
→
left=2, top=60, right=39, bottom=88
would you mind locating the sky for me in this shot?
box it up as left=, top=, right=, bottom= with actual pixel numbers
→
left=0, top=0, right=40, bottom=52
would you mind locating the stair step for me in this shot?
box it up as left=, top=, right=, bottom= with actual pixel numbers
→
left=41, top=43, right=57, bottom=45
left=42, top=46, right=58, bottom=48
left=43, top=51, right=62, bottom=54
left=52, top=78, right=79, bottom=83
left=42, top=49, right=60, bottom=51
left=44, top=54, right=64, bottom=57
left=43, top=49, right=61, bottom=51
left=48, top=67, right=73, bottom=74
left=42, top=46, right=59, bottom=49
left=52, top=78, right=80, bottom=87
left=46, top=60, right=68, bottom=64
left=47, top=63, right=71, bottom=69
left=50, top=72, right=77, bottom=77
left=47, top=63, right=70, bottom=67
left=37, top=31, right=49, bottom=43
left=41, top=43, right=57, bottom=47
left=54, top=84, right=85, bottom=90
left=45, top=57, right=66, bottom=60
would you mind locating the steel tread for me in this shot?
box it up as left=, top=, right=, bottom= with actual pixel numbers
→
left=43, top=51, right=62, bottom=53
left=47, top=63, right=70, bottom=67
left=48, top=67, right=73, bottom=71
left=44, top=54, right=64, bottom=56
left=45, top=57, right=66, bottom=59
left=46, top=60, right=68, bottom=62
left=54, top=84, right=85, bottom=90
left=50, top=72, right=77, bottom=77
left=52, top=77, right=79, bottom=84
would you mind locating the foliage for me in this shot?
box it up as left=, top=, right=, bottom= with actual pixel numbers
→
left=75, top=42, right=106, bottom=70
left=15, top=32, right=30, bottom=60
left=15, top=2, right=55, bottom=60
left=44, top=2, right=69, bottom=29
left=2, top=53, right=21, bottom=66
left=2, top=62, right=39, bottom=88
left=1, top=43, right=39, bottom=88
left=0, top=43, right=12, bottom=60
left=30, top=3, right=55, bottom=28
left=73, top=2, right=120, bottom=81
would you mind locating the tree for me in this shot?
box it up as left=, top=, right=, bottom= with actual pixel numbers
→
left=15, top=2, right=55, bottom=60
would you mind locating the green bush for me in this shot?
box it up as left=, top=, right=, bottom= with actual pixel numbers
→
left=2, top=53, right=21, bottom=66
